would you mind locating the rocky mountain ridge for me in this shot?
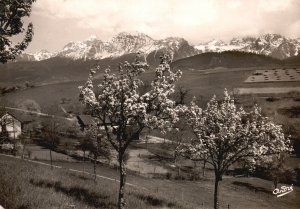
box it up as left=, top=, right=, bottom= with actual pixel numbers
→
left=18, top=33, right=300, bottom=61
left=195, top=34, right=300, bottom=59
left=20, top=32, right=198, bottom=62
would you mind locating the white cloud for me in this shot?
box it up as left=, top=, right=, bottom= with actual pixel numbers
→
left=286, top=20, right=300, bottom=38
left=169, top=0, right=217, bottom=26
left=33, top=0, right=118, bottom=18
left=258, top=0, right=293, bottom=12
left=227, top=0, right=242, bottom=9
left=26, top=0, right=300, bottom=51
left=33, top=0, right=218, bottom=29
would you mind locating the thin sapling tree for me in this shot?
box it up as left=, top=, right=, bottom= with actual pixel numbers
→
left=41, top=117, right=60, bottom=169
left=84, top=124, right=111, bottom=181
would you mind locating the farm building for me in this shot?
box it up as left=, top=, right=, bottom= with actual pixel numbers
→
left=0, top=111, right=32, bottom=139
left=76, top=115, right=96, bottom=132
left=76, top=115, right=140, bottom=140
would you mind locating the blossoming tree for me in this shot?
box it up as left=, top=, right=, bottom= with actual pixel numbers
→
left=79, top=55, right=182, bottom=209
left=178, top=90, right=291, bottom=209
left=0, top=0, right=35, bottom=63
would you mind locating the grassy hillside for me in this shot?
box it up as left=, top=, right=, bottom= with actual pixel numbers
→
left=1, top=63, right=300, bottom=115
left=0, top=155, right=184, bottom=209
left=1, top=51, right=281, bottom=112
left=1, top=52, right=300, bottom=140
left=0, top=51, right=285, bottom=87
left=171, top=51, right=283, bottom=71
left=1, top=155, right=300, bottom=209
left=0, top=65, right=254, bottom=114
left=0, top=53, right=162, bottom=87
left=0, top=57, right=123, bottom=86
left=285, top=54, right=300, bottom=66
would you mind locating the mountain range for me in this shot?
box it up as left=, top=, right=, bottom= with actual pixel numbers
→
left=17, top=33, right=300, bottom=62
left=18, top=32, right=198, bottom=62
left=195, top=34, right=300, bottom=59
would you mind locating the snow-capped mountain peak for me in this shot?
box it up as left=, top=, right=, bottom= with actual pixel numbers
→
left=30, top=49, right=54, bottom=61
left=17, top=33, right=300, bottom=61
left=54, top=32, right=199, bottom=61
left=195, top=33, right=300, bottom=59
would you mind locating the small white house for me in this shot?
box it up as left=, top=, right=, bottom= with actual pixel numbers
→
left=0, top=112, right=25, bottom=139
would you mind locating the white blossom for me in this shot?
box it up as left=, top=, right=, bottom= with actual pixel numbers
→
left=79, top=54, right=182, bottom=209
left=178, top=89, right=291, bottom=172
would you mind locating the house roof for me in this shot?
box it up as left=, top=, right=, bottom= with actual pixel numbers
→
left=0, top=110, right=33, bottom=123
left=77, top=115, right=96, bottom=126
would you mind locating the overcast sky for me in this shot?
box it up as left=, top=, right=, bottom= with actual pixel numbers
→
left=17, top=0, right=300, bottom=53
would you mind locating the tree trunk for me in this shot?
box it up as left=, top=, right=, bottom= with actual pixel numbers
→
left=22, top=141, right=26, bottom=159
left=274, top=177, right=278, bottom=189
left=177, top=166, right=181, bottom=178
left=118, top=154, right=126, bottom=209
left=193, top=161, right=197, bottom=180
left=202, top=160, right=206, bottom=177
left=83, top=150, right=85, bottom=173
left=49, top=148, right=53, bottom=169
left=22, top=134, right=26, bottom=160
left=13, top=119, right=16, bottom=156
left=13, top=140, right=17, bottom=156
left=93, top=153, right=97, bottom=181
left=214, top=173, right=221, bottom=209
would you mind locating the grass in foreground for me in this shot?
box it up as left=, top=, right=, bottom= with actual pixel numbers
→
left=0, top=155, right=185, bottom=209
left=1, top=155, right=300, bottom=209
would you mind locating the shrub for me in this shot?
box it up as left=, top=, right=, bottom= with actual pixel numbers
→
left=266, top=97, right=280, bottom=102
left=1, top=143, right=14, bottom=151
left=166, top=172, right=172, bottom=179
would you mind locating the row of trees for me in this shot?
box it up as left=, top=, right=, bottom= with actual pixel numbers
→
left=79, top=55, right=291, bottom=209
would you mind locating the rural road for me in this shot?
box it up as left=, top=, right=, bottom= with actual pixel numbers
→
left=0, top=106, right=74, bottom=121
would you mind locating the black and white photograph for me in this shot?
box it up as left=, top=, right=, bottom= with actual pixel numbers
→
left=0, top=0, right=300, bottom=209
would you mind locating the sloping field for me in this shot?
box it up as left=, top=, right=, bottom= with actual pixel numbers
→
left=0, top=81, right=85, bottom=114
left=2, top=64, right=300, bottom=113
left=0, top=66, right=252, bottom=112
left=245, top=68, right=300, bottom=83
left=234, top=87, right=300, bottom=95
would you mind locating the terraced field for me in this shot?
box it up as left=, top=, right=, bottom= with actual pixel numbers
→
left=234, top=87, right=300, bottom=95
left=245, top=68, right=300, bottom=83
